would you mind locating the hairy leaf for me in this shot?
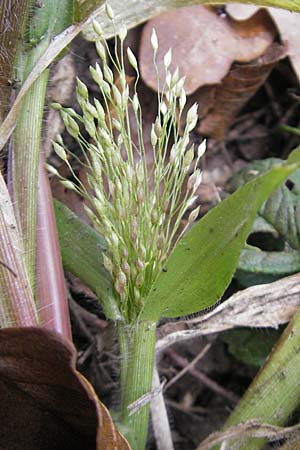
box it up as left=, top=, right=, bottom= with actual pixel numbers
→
left=229, top=157, right=300, bottom=250
left=141, top=150, right=300, bottom=320
left=223, top=328, right=281, bottom=367
left=238, top=246, right=300, bottom=275
left=54, top=200, right=120, bottom=320
left=229, top=157, right=300, bottom=282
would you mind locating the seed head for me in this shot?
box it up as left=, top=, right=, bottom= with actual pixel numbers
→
left=151, top=28, right=158, bottom=52
left=119, top=24, right=127, bottom=41
left=96, top=41, right=106, bottom=61
left=76, top=77, right=89, bottom=100
left=164, top=49, right=172, bottom=68
left=132, top=93, right=139, bottom=113
left=60, top=180, right=77, bottom=191
left=127, top=47, right=138, bottom=71
left=105, top=3, right=114, bottom=20
left=50, top=102, right=62, bottom=110
left=103, top=253, right=113, bottom=273
left=188, top=205, right=200, bottom=224
left=93, top=20, right=103, bottom=36
left=53, top=142, right=67, bottom=161
left=45, top=163, right=60, bottom=176
left=197, top=139, right=207, bottom=159
left=150, top=125, right=158, bottom=147
left=104, top=64, right=114, bottom=84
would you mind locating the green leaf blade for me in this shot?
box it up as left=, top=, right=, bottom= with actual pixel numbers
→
left=54, top=200, right=121, bottom=321
left=141, top=154, right=300, bottom=321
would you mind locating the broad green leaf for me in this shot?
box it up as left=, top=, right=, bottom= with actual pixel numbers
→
left=141, top=150, right=300, bottom=321
left=53, top=200, right=121, bottom=320
left=82, top=0, right=300, bottom=41
left=238, top=246, right=300, bottom=275
left=223, top=328, right=281, bottom=367
left=229, top=158, right=300, bottom=249
left=229, top=157, right=300, bottom=281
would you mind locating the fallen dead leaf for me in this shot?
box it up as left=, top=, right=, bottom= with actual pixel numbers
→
left=198, top=43, right=286, bottom=140
left=196, top=420, right=300, bottom=450
left=227, top=5, right=300, bottom=83
left=79, top=374, right=132, bottom=450
left=229, top=9, right=277, bottom=62
left=226, top=3, right=260, bottom=21
left=139, top=6, right=276, bottom=95
left=268, top=8, right=300, bottom=82
left=0, top=327, right=131, bottom=450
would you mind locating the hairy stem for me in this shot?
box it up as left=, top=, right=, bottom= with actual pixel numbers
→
left=117, top=320, right=157, bottom=450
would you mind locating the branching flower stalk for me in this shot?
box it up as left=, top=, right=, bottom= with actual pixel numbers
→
left=48, top=5, right=205, bottom=449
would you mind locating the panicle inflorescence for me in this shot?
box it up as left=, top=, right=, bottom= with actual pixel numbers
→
left=49, top=5, right=206, bottom=322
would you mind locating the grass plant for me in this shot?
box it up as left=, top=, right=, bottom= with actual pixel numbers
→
left=49, top=10, right=206, bottom=447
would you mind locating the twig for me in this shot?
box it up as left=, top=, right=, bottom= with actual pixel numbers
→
left=127, top=376, right=166, bottom=416
left=167, top=349, right=239, bottom=405
left=195, top=420, right=300, bottom=450
left=164, top=343, right=211, bottom=391
left=166, top=399, right=208, bottom=415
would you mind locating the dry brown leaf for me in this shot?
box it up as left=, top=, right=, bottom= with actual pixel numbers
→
left=196, top=420, right=300, bottom=450
left=0, top=327, right=131, bottom=450
left=229, top=9, right=277, bottom=62
left=268, top=8, right=300, bottom=82
left=227, top=4, right=260, bottom=20
left=227, top=5, right=300, bottom=82
left=79, top=375, right=131, bottom=450
left=139, top=6, right=276, bottom=95
left=198, top=43, right=286, bottom=140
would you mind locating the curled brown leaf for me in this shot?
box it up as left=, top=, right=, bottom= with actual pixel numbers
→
left=0, top=327, right=131, bottom=450
left=198, top=43, right=286, bottom=140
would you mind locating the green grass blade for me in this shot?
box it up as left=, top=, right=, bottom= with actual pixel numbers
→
left=54, top=200, right=121, bottom=320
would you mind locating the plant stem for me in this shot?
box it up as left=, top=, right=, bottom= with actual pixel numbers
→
left=278, top=124, right=300, bottom=136
left=36, top=155, right=72, bottom=339
left=117, top=320, right=157, bottom=450
left=217, top=310, right=300, bottom=449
